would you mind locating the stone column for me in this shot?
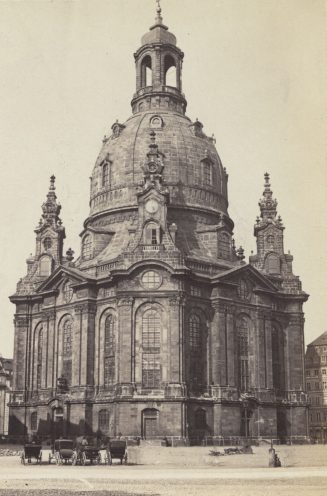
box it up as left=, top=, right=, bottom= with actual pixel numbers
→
left=153, top=47, right=161, bottom=90
left=211, top=302, right=227, bottom=386
left=117, top=297, right=134, bottom=384
left=13, top=316, right=29, bottom=391
left=226, top=306, right=236, bottom=386
left=253, top=309, right=267, bottom=389
left=74, top=302, right=97, bottom=387
left=168, top=295, right=184, bottom=384
left=285, top=313, right=305, bottom=391
left=42, top=310, right=56, bottom=390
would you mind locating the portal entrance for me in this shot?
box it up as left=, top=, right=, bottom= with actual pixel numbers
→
left=142, top=409, right=159, bottom=439
left=51, top=406, right=64, bottom=439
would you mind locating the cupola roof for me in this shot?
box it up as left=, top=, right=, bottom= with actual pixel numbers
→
left=141, top=1, right=176, bottom=46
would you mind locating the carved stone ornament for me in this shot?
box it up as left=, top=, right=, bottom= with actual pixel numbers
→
left=14, top=316, right=29, bottom=327
left=42, top=310, right=56, bottom=321
left=117, top=297, right=134, bottom=307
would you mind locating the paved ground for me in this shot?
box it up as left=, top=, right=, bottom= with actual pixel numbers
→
left=0, top=446, right=326, bottom=496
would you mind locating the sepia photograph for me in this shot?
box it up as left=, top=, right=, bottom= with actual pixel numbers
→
left=0, top=0, right=326, bottom=494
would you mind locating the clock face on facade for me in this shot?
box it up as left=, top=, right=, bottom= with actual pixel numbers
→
left=145, top=199, right=159, bottom=214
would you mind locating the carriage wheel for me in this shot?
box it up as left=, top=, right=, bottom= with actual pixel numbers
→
left=96, top=454, right=101, bottom=465
left=72, top=453, right=77, bottom=466
left=21, top=454, right=25, bottom=465
left=48, top=454, right=52, bottom=464
left=124, top=452, right=128, bottom=465
left=81, top=453, right=86, bottom=466
left=107, top=453, right=112, bottom=466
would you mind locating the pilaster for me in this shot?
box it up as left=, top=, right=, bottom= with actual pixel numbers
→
left=117, top=297, right=134, bottom=384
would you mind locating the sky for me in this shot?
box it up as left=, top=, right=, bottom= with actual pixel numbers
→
left=0, top=0, right=326, bottom=357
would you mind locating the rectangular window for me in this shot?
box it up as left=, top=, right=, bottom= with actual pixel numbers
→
left=203, top=162, right=212, bottom=186
left=190, top=285, right=201, bottom=297
left=306, top=370, right=311, bottom=377
left=307, top=382, right=311, bottom=391
left=310, top=414, right=313, bottom=422
left=142, top=354, right=160, bottom=388
left=317, top=412, right=321, bottom=421
left=104, top=357, right=115, bottom=387
left=314, top=370, right=319, bottom=376
left=151, top=229, right=157, bottom=245
left=316, top=396, right=320, bottom=405
left=315, top=382, right=320, bottom=390
left=323, top=369, right=326, bottom=375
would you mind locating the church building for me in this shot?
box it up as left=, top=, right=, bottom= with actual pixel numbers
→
left=9, top=5, right=308, bottom=443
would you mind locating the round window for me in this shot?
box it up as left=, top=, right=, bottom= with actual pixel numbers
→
left=141, top=270, right=161, bottom=289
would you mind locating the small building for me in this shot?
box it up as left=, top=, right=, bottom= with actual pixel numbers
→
left=305, top=331, right=327, bottom=443
left=0, top=356, right=13, bottom=436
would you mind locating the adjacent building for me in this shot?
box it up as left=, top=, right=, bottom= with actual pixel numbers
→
left=9, top=5, right=309, bottom=443
left=0, top=356, right=13, bottom=436
left=305, top=331, right=327, bottom=443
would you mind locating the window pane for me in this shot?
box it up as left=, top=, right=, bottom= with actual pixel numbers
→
left=104, top=315, right=115, bottom=387
left=142, top=310, right=161, bottom=387
left=82, top=235, right=92, bottom=260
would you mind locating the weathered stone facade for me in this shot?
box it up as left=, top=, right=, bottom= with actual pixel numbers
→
left=305, top=332, right=327, bottom=443
left=9, top=6, right=308, bottom=443
left=0, top=357, right=13, bottom=436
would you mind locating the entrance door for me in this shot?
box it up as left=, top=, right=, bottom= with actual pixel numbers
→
left=142, top=409, right=159, bottom=439
left=52, top=407, right=64, bottom=439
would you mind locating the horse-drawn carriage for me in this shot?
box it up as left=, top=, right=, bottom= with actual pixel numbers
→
left=20, top=444, right=42, bottom=464
left=105, top=439, right=128, bottom=465
left=49, top=439, right=75, bottom=465
left=73, top=444, right=101, bottom=465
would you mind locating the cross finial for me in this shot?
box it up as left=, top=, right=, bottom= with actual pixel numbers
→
left=155, top=0, right=163, bottom=24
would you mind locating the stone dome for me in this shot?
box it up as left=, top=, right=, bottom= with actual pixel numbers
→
left=87, top=109, right=229, bottom=225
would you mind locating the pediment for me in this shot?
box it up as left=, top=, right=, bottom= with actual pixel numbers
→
left=214, top=264, right=278, bottom=293
left=36, top=265, right=95, bottom=293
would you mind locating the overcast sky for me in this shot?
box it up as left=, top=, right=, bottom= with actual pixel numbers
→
left=0, top=0, right=326, bottom=357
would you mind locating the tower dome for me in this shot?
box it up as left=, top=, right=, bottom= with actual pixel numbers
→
left=84, top=5, right=232, bottom=266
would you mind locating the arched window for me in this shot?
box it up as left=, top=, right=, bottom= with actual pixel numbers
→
left=144, top=222, right=160, bottom=246
left=142, top=310, right=161, bottom=388
left=102, top=161, right=110, bottom=188
left=43, top=237, right=52, bottom=250
left=31, top=411, right=37, bottom=431
left=141, top=55, right=152, bottom=87
left=189, top=314, right=201, bottom=350
left=37, top=328, right=43, bottom=390
left=266, top=253, right=280, bottom=274
left=82, top=235, right=93, bottom=260
left=164, top=55, right=177, bottom=87
left=62, top=320, right=72, bottom=385
left=203, top=161, right=212, bottom=186
left=104, top=315, right=115, bottom=387
left=237, top=317, right=249, bottom=392
left=189, top=314, right=203, bottom=385
left=98, top=409, right=109, bottom=433
left=271, top=325, right=285, bottom=390
left=218, top=233, right=230, bottom=260
left=39, top=256, right=52, bottom=276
